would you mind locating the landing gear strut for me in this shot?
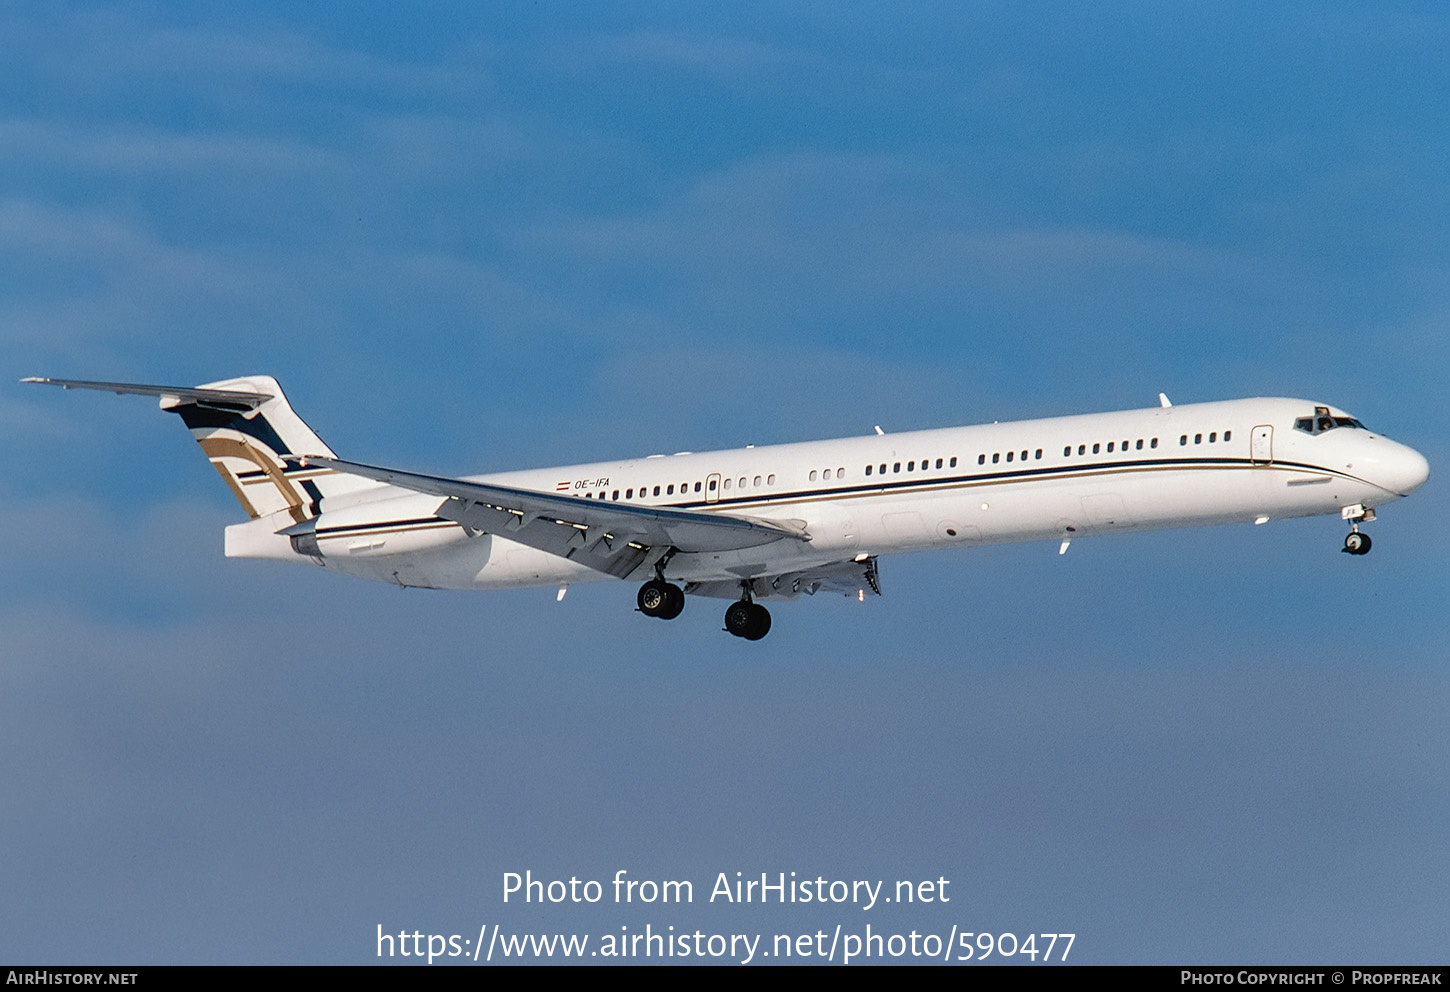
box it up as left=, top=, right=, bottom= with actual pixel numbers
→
left=637, top=578, right=685, bottom=619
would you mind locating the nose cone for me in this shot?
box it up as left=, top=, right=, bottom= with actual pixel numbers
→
left=1382, top=443, right=1430, bottom=496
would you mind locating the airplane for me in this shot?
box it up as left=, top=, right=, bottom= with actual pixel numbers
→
left=24, top=375, right=1430, bottom=640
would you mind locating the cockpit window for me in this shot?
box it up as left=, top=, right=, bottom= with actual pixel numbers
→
left=1294, top=407, right=1365, bottom=436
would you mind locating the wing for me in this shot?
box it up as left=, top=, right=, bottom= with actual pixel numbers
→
left=285, top=454, right=811, bottom=579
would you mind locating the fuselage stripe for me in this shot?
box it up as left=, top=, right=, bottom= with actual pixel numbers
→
left=593, top=457, right=1373, bottom=512
left=328, top=458, right=1365, bottom=539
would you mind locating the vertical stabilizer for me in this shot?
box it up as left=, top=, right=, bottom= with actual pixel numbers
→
left=23, top=374, right=376, bottom=522
left=171, top=375, right=373, bottom=521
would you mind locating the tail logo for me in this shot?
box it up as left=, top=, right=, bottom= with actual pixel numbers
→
left=197, top=435, right=309, bottom=523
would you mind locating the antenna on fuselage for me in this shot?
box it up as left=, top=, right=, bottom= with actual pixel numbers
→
left=1159, top=393, right=1172, bottom=408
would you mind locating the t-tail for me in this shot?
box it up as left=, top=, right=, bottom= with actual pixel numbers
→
left=22, top=375, right=374, bottom=522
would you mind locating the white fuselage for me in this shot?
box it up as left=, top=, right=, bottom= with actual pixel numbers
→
left=224, top=397, right=1430, bottom=595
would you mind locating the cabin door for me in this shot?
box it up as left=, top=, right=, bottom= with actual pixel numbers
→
left=1251, top=425, right=1273, bottom=465
left=705, top=473, right=721, bottom=504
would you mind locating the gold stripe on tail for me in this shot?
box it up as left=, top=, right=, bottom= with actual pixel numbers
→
left=198, top=436, right=308, bottom=524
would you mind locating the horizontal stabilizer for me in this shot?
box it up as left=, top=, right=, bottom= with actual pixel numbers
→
left=22, top=377, right=273, bottom=411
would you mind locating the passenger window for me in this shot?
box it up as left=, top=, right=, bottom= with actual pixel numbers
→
left=880, top=464, right=887, bottom=474
left=653, top=485, right=661, bottom=496
left=936, top=458, right=943, bottom=469
left=708, top=480, right=716, bottom=492
left=1136, top=439, right=1143, bottom=450
left=612, top=490, right=619, bottom=500
left=810, top=470, right=818, bottom=482
left=1063, top=446, right=1071, bottom=457
left=1224, top=430, right=1231, bottom=442
left=1151, top=438, right=1158, bottom=448
left=767, top=474, right=775, bottom=485
left=1209, top=432, right=1216, bottom=443
left=992, top=453, right=1000, bottom=464
left=754, top=476, right=762, bottom=487
left=837, top=467, right=845, bottom=477
left=949, top=457, right=957, bottom=467
left=1092, top=443, right=1100, bottom=454
left=1194, top=434, right=1202, bottom=444
left=1006, top=451, right=1013, bottom=462
left=1078, top=444, right=1086, bottom=455
left=907, top=461, right=915, bottom=471
left=1107, top=442, right=1114, bottom=452
left=978, top=454, right=986, bottom=465
left=666, top=484, right=674, bottom=495
left=1035, top=449, right=1042, bottom=459
left=865, top=465, right=872, bottom=476
left=626, top=488, right=633, bottom=498
left=1180, top=435, right=1188, bottom=445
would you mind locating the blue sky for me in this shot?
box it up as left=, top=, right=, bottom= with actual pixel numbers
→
left=3, top=2, right=1447, bottom=964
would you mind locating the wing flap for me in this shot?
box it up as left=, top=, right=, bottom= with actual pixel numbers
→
left=436, top=498, right=651, bottom=579
left=686, top=556, right=881, bottom=602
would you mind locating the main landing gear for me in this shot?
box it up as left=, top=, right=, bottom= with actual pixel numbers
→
left=637, top=578, right=685, bottom=619
left=723, top=582, right=771, bottom=640
left=724, top=601, right=771, bottom=640
left=638, top=570, right=772, bottom=640
left=1341, top=504, right=1375, bottom=556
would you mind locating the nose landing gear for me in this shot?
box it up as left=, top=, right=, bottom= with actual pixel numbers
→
left=1341, top=504, right=1375, bottom=555
left=1343, top=531, right=1372, bottom=555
